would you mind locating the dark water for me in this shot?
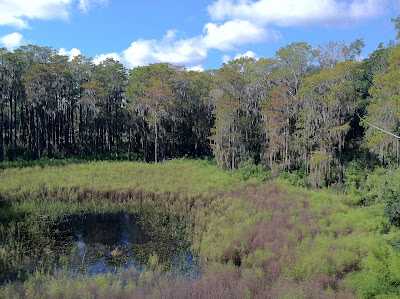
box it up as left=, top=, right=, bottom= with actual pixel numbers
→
left=54, top=212, right=153, bottom=248
left=0, top=211, right=197, bottom=283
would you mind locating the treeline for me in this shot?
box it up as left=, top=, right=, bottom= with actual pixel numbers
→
left=0, top=46, right=213, bottom=163
left=1, top=20, right=400, bottom=187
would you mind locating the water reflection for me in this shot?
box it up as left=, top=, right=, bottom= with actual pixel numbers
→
left=51, top=212, right=156, bottom=273
left=0, top=211, right=197, bottom=283
left=76, top=234, right=86, bottom=257
left=56, top=212, right=153, bottom=247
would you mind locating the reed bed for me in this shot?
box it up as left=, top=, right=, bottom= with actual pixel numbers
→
left=0, top=159, right=399, bottom=298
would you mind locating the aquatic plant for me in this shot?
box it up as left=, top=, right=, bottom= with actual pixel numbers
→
left=0, top=159, right=399, bottom=298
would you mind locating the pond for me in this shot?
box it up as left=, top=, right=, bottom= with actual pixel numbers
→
left=0, top=209, right=197, bottom=284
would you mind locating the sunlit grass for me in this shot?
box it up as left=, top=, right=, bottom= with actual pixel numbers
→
left=0, top=159, right=242, bottom=201
left=0, top=159, right=400, bottom=298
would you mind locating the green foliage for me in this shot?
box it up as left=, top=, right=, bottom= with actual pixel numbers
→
left=364, top=44, right=400, bottom=163
left=385, top=190, right=400, bottom=227
left=0, top=157, right=92, bottom=170
left=392, top=15, right=400, bottom=40
left=234, top=160, right=271, bottom=181
left=278, top=166, right=310, bottom=188
left=0, top=160, right=399, bottom=297
left=2, top=20, right=400, bottom=297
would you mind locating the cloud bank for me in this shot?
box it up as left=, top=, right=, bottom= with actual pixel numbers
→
left=1, top=0, right=394, bottom=70
left=208, top=0, right=390, bottom=27
left=0, top=0, right=106, bottom=29
left=120, top=21, right=280, bottom=68
left=0, top=32, right=23, bottom=50
left=59, top=47, right=82, bottom=60
left=114, top=0, right=392, bottom=68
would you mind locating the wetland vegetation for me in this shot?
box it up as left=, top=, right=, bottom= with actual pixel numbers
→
left=0, top=159, right=399, bottom=298
left=1, top=14, right=400, bottom=299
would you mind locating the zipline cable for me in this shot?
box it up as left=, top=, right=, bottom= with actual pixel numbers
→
left=357, top=114, right=400, bottom=140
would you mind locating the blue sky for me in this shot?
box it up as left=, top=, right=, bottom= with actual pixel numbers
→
left=0, top=0, right=399, bottom=70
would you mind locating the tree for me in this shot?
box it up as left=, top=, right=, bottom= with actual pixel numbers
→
left=172, top=70, right=213, bottom=157
left=348, top=38, right=366, bottom=61
left=81, top=78, right=105, bottom=159
left=210, top=58, right=258, bottom=169
left=0, top=47, right=8, bottom=162
left=364, top=44, right=400, bottom=164
left=261, top=83, right=296, bottom=171
left=23, top=58, right=73, bottom=159
left=93, top=58, right=127, bottom=160
left=317, top=40, right=350, bottom=69
left=127, top=63, right=188, bottom=162
left=69, top=54, right=95, bottom=153
left=297, top=61, right=359, bottom=186
left=275, top=42, right=318, bottom=96
left=317, top=38, right=365, bottom=69
left=392, top=15, right=400, bottom=40
left=136, top=79, right=175, bottom=163
left=2, top=51, right=27, bottom=161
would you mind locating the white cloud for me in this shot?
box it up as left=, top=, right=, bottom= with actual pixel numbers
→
left=222, top=51, right=258, bottom=64
left=234, top=50, right=257, bottom=60
left=93, top=52, right=121, bottom=65
left=222, top=54, right=231, bottom=64
left=186, top=65, right=205, bottom=72
left=0, top=0, right=73, bottom=29
left=78, top=0, right=108, bottom=13
left=121, top=21, right=280, bottom=68
left=202, top=20, right=280, bottom=50
left=59, top=47, right=82, bottom=60
left=0, top=32, right=23, bottom=49
left=0, top=0, right=107, bottom=29
left=122, top=32, right=207, bottom=68
left=118, top=0, right=393, bottom=68
left=208, top=0, right=391, bottom=27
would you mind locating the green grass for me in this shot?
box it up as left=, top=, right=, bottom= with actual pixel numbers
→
left=0, top=157, right=93, bottom=170
left=0, top=159, right=400, bottom=298
left=0, top=159, right=243, bottom=200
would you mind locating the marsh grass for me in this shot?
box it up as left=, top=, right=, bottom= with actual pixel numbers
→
left=0, top=157, right=93, bottom=170
left=0, top=159, right=400, bottom=298
left=0, top=198, right=194, bottom=285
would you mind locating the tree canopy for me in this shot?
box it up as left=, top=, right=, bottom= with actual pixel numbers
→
left=0, top=23, right=400, bottom=186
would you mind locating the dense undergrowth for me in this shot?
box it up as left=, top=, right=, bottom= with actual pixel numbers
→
left=0, top=159, right=400, bottom=298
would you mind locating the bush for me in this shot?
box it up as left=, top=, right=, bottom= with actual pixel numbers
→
left=234, top=160, right=271, bottom=181
left=385, top=190, right=400, bottom=227
left=279, top=170, right=310, bottom=188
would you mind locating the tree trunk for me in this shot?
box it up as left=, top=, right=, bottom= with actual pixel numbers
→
left=115, top=105, right=120, bottom=160
left=128, top=128, right=132, bottom=161
left=29, top=109, right=34, bottom=153
left=107, top=109, right=112, bottom=160
left=0, top=105, right=4, bottom=162
left=36, top=110, right=41, bottom=161
left=154, top=111, right=158, bottom=163
left=95, top=121, right=98, bottom=161
left=143, top=137, right=148, bottom=163
left=108, top=127, right=112, bottom=160
left=64, top=109, right=69, bottom=157
left=47, top=115, right=52, bottom=158
left=339, top=145, right=344, bottom=184
left=79, top=104, right=83, bottom=142
left=9, top=95, right=13, bottom=161
left=70, top=104, right=75, bottom=152
left=13, top=94, right=17, bottom=161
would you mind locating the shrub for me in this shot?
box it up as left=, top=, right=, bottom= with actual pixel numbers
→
left=234, top=160, right=271, bottom=181
left=385, top=190, right=400, bottom=227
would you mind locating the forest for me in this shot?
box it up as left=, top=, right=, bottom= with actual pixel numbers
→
left=1, top=15, right=400, bottom=299
left=0, top=20, right=400, bottom=187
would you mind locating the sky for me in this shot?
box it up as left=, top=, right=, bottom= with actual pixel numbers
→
left=0, top=0, right=399, bottom=71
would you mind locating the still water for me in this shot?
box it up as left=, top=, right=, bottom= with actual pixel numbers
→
left=0, top=211, right=197, bottom=283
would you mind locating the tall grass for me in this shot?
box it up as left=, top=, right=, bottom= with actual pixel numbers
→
left=0, top=159, right=400, bottom=298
